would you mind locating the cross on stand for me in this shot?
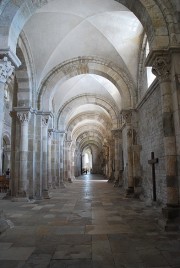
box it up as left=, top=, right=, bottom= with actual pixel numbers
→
left=148, top=152, right=158, bottom=201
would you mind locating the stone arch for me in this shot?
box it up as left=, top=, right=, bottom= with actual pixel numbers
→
left=115, top=0, right=179, bottom=48
left=17, top=31, right=37, bottom=108
left=38, top=57, right=135, bottom=111
left=79, top=137, right=103, bottom=151
left=66, top=112, right=112, bottom=141
left=15, top=38, right=33, bottom=107
left=58, top=94, right=119, bottom=131
left=75, top=129, right=104, bottom=149
left=75, top=128, right=106, bottom=144
left=0, top=0, right=177, bottom=56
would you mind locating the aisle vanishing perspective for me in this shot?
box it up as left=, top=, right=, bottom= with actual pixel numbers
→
left=0, top=175, right=180, bottom=268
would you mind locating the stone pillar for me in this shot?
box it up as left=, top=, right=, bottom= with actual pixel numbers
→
left=107, top=140, right=111, bottom=179
left=65, top=141, right=72, bottom=181
left=42, top=114, right=51, bottom=198
left=48, top=129, right=53, bottom=188
left=51, top=130, right=57, bottom=188
left=107, top=139, right=115, bottom=182
left=127, top=128, right=134, bottom=192
left=59, top=132, right=66, bottom=187
left=71, top=145, right=76, bottom=180
left=0, top=57, right=14, bottom=175
left=150, top=54, right=179, bottom=226
left=121, top=110, right=134, bottom=195
left=112, top=129, right=122, bottom=183
left=132, top=144, right=142, bottom=196
left=16, top=109, right=32, bottom=198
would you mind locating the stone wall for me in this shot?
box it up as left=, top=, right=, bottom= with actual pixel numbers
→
left=137, top=81, right=167, bottom=205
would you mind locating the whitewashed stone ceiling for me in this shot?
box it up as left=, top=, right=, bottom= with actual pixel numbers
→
left=20, top=0, right=143, bottom=142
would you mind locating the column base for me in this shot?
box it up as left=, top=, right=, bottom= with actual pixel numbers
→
left=125, top=187, right=134, bottom=198
left=11, top=191, right=29, bottom=202
left=0, top=210, right=14, bottom=235
left=113, top=179, right=119, bottom=187
left=42, top=189, right=50, bottom=199
left=107, top=172, right=115, bottom=183
left=68, top=178, right=73, bottom=183
left=59, top=182, right=66, bottom=188
left=11, top=197, right=29, bottom=202
left=158, top=206, right=180, bottom=231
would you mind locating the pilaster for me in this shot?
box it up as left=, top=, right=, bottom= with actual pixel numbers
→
left=111, top=129, right=122, bottom=185
left=56, top=131, right=66, bottom=188
left=64, top=140, right=72, bottom=181
left=42, top=113, right=52, bottom=198
left=0, top=57, right=14, bottom=175
left=121, top=110, right=134, bottom=195
left=147, top=50, right=180, bottom=230
left=48, top=129, right=53, bottom=188
left=12, top=107, right=33, bottom=200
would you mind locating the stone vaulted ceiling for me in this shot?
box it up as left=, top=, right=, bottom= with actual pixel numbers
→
left=19, top=0, right=144, bottom=149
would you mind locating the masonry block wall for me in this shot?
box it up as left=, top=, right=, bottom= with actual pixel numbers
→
left=138, top=82, right=167, bottom=205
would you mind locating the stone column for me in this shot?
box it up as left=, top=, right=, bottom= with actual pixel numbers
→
left=132, top=144, right=142, bottom=196
left=48, top=129, right=53, bottom=188
left=71, top=145, right=76, bottom=180
left=112, top=129, right=122, bottom=183
left=127, top=128, right=134, bottom=191
left=0, top=57, right=14, bottom=175
left=106, top=140, right=111, bottom=179
left=102, top=143, right=109, bottom=178
left=59, top=132, right=66, bottom=187
left=65, top=141, right=72, bottom=181
left=150, top=54, right=179, bottom=225
left=42, top=114, right=50, bottom=198
left=16, top=109, right=32, bottom=198
left=108, top=139, right=115, bottom=182
left=121, top=110, right=134, bottom=195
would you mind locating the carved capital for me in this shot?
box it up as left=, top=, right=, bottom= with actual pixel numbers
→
left=48, top=129, right=53, bottom=139
left=152, top=56, right=170, bottom=82
left=42, top=115, right=49, bottom=127
left=66, top=141, right=72, bottom=148
left=121, top=110, right=132, bottom=124
left=17, top=111, right=31, bottom=124
left=112, top=129, right=122, bottom=139
left=127, top=128, right=133, bottom=138
left=0, top=57, right=14, bottom=83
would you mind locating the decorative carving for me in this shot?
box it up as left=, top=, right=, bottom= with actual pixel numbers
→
left=66, top=141, right=72, bottom=148
left=152, top=56, right=170, bottom=82
left=112, top=129, right=122, bottom=139
left=48, top=130, right=53, bottom=139
left=17, top=112, right=31, bottom=124
left=42, top=116, right=49, bottom=127
left=121, top=110, right=132, bottom=124
left=0, top=57, right=14, bottom=83
left=127, top=128, right=133, bottom=138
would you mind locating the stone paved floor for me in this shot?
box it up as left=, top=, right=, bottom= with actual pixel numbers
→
left=0, top=174, right=180, bottom=268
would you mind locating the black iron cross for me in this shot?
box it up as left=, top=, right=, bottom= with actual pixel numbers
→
left=148, top=152, right=158, bottom=201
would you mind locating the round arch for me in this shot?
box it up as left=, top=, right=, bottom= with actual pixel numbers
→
left=58, top=94, right=120, bottom=131
left=66, top=112, right=112, bottom=141
left=38, top=57, right=135, bottom=110
left=0, top=0, right=177, bottom=56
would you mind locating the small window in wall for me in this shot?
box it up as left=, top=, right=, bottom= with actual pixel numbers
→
left=146, top=42, right=156, bottom=87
